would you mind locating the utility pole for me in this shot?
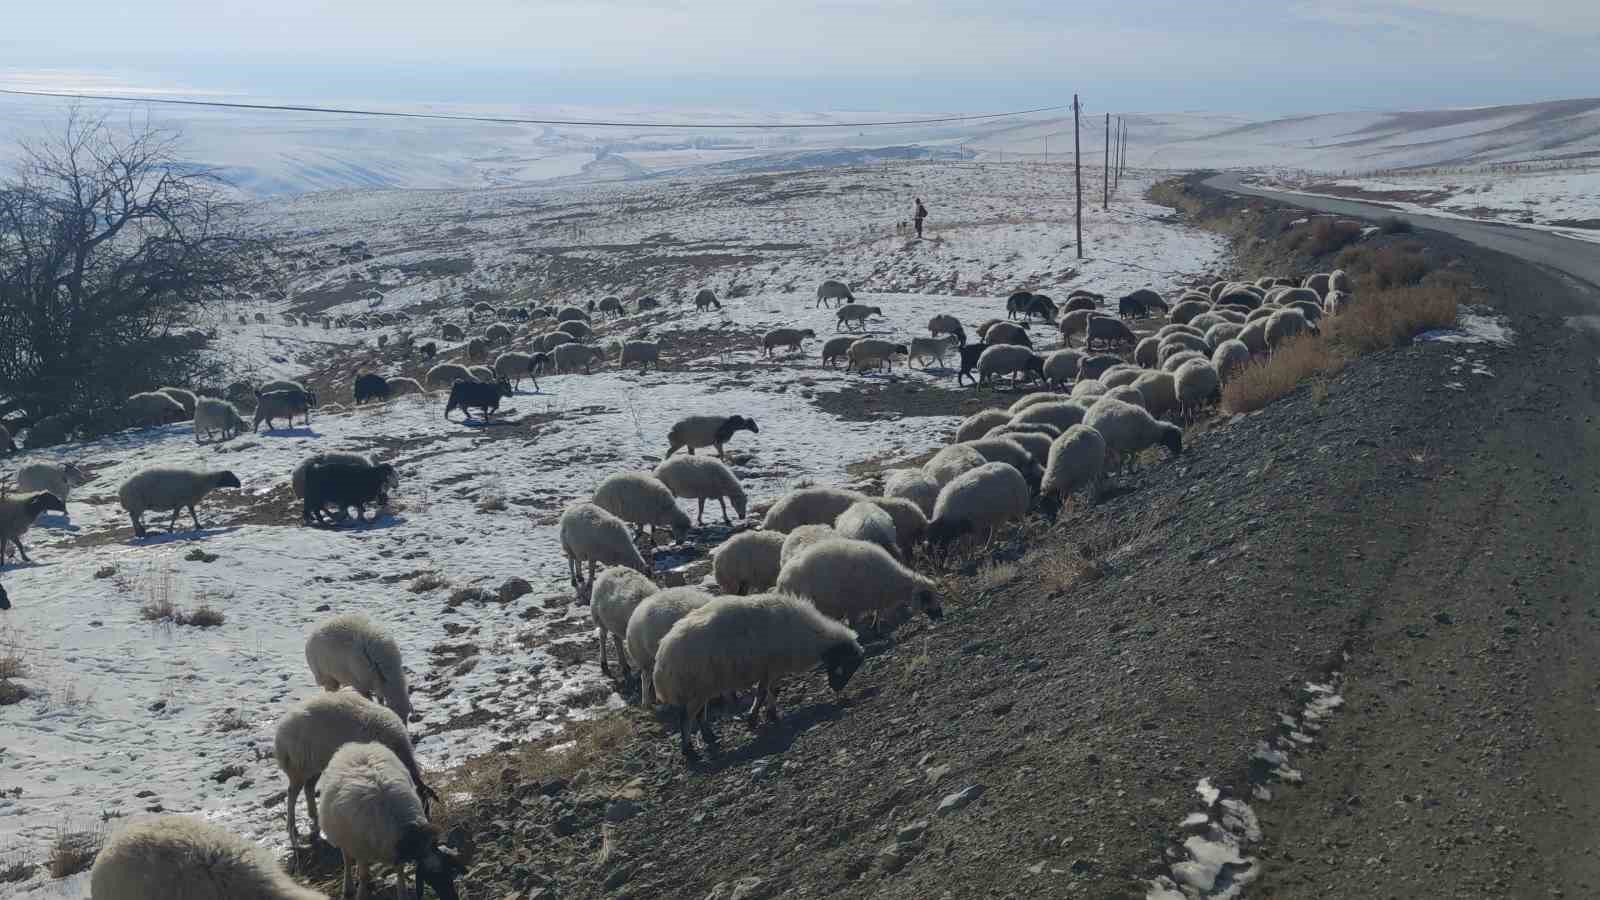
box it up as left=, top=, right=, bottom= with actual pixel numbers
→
left=1074, top=94, right=1083, bottom=260
left=1103, top=112, right=1110, bottom=210
left=1044, top=134, right=1049, bottom=166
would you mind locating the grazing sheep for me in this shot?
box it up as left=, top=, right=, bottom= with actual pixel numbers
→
left=15, top=462, right=89, bottom=511
left=820, top=335, right=855, bottom=367
left=762, top=327, right=816, bottom=356
left=1238, top=318, right=1270, bottom=352
left=594, top=472, right=692, bottom=545
left=954, top=408, right=1012, bottom=443
left=1042, top=349, right=1085, bottom=387
left=1265, top=307, right=1318, bottom=349
left=654, top=592, right=865, bottom=760
left=618, top=340, right=661, bottom=372
left=928, top=313, right=962, bottom=337
left=989, top=429, right=1052, bottom=468
left=1072, top=380, right=1108, bottom=399
left=292, top=452, right=374, bottom=499
left=419, top=341, right=438, bottom=361
left=761, top=486, right=866, bottom=533
left=317, top=742, right=463, bottom=900
left=637, top=296, right=660, bottom=310
left=556, top=305, right=590, bottom=323
left=1083, top=398, right=1183, bottom=466
left=1057, top=309, right=1101, bottom=346
left=0, top=491, right=67, bottom=563
left=495, top=351, right=547, bottom=389
left=1012, top=400, right=1088, bottom=432
left=1160, top=350, right=1207, bottom=373
left=467, top=337, right=489, bottom=361
left=1133, top=336, right=1161, bottom=369
left=1304, top=272, right=1332, bottom=297
left=553, top=342, right=606, bottom=373
left=443, top=379, right=512, bottom=420
left=1169, top=299, right=1212, bottom=325
left=693, top=289, right=721, bottom=310
left=560, top=502, right=650, bottom=586
left=816, top=280, right=855, bottom=308
left=626, top=587, right=714, bottom=706
left=1009, top=392, right=1065, bottom=415
left=1006, top=291, right=1034, bottom=319
left=780, top=524, right=838, bottom=566
left=1325, top=290, right=1352, bottom=316
left=923, top=443, right=989, bottom=488
left=988, top=420, right=1062, bottom=439
left=597, top=296, right=626, bottom=318
left=1040, top=424, right=1106, bottom=510
left=927, top=461, right=1031, bottom=553
left=425, top=363, right=473, bottom=389
left=653, top=455, right=747, bottom=525
left=1099, top=384, right=1147, bottom=409
left=272, top=691, right=435, bottom=854
left=25, top=414, right=81, bottom=447
left=118, top=467, right=240, bottom=538
left=1212, top=339, right=1251, bottom=382
left=556, top=320, right=593, bottom=341
left=90, top=815, right=325, bottom=900
left=1158, top=332, right=1209, bottom=361
left=777, top=537, right=942, bottom=627
left=962, top=436, right=1045, bottom=489
left=539, top=331, right=576, bottom=352
left=974, top=318, right=1008, bottom=338
left=124, top=391, right=187, bottom=428
left=1100, top=365, right=1144, bottom=388
left=835, top=303, right=883, bottom=331
left=305, top=613, right=413, bottom=722
left=1156, top=323, right=1204, bottom=341
left=253, top=389, right=316, bottom=431
left=833, top=500, right=901, bottom=559
left=711, top=530, right=785, bottom=595
left=590, top=566, right=658, bottom=680
left=845, top=338, right=909, bottom=373
left=156, top=387, right=198, bottom=418
left=908, top=335, right=958, bottom=369
left=984, top=321, right=1032, bottom=348
left=1204, top=322, right=1245, bottom=349
left=977, top=345, right=1044, bottom=388
left=1132, top=370, right=1179, bottom=418
left=1245, top=305, right=1277, bottom=323
left=1174, top=358, right=1221, bottom=416
left=1118, top=291, right=1153, bottom=318
left=302, top=462, right=398, bottom=525
left=666, top=414, right=759, bottom=457
left=1218, top=289, right=1261, bottom=309
left=1086, top=316, right=1137, bottom=350
left=1063, top=292, right=1101, bottom=313
left=866, top=496, right=929, bottom=558
left=353, top=372, right=389, bottom=405
left=883, top=468, right=940, bottom=517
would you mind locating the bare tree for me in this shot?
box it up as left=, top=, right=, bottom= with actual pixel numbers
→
left=0, top=109, right=262, bottom=433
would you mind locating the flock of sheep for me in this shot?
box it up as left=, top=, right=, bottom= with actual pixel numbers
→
left=6, top=266, right=1361, bottom=899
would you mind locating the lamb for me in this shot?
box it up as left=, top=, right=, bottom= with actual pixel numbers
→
left=1083, top=398, right=1183, bottom=466
left=711, top=530, right=785, bottom=595
left=908, top=335, right=958, bottom=369
left=0, top=491, right=67, bottom=563
left=693, top=289, right=721, bottom=310
left=954, top=408, right=1012, bottom=443
left=594, top=471, right=692, bottom=545
left=845, top=338, right=909, bottom=373
left=961, top=436, right=1045, bottom=489
left=353, top=372, right=390, bottom=405
left=1086, top=315, right=1137, bottom=350
left=1212, top=339, right=1251, bottom=381
left=156, top=387, right=198, bottom=417
left=922, top=443, right=988, bottom=488
left=305, top=613, right=414, bottom=723
left=589, top=566, right=659, bottom=680
left=14, top=462, right=89, bottom=511
left=426, top=363, right=473, bottom=389
left=928, top=313, right=962, bottom=337
left=780, top=524, right=838, bottom=566
left=836, top=303, right=883, bottom=331
left=761, top=486, right=867, bottom=532
left=984, top=321, right=1032, bottom=347
left=1040, top=423, right=1106, bottom=510
left=618, top=340, right=661, bottom=372
left=553, top=342, right=605, bottom=373
left=89, top=815, right=325, bottom=900
left=816, top=280, right=856, bottom=308
left=317, top=743, right=464, bottom=900
left=653, top=592, right=865, bottom=760
left=653, top=454, right=747, bottom=525
left=820, top=335, right=855, bottom=367
left=1132, top=370, right=1179, bottom=418
left=1265, top=307, right=1318, bottom=349
left=272, top=691, right=436, bottom=854
left=253, top=389, right=316, bottom=431
left=762, top=327, right=816, bottom=356
left=833, top=500, right=901, bottom=559
left=495, top=351, right=549, bottom=389
left=883, top=468, right=940, bottom=517
left=977, top=345, right=1044, bottom=388
left=666, top=414, right=759, bottom=457
left=926, top=461, right=1032, bottom=553
left=626, top=586, right=714, bottom=706
left=1043, top=349, right=1085, bottom=387
left=1011, top=400, right=1088, bottom=432
left=302, top=462, right=398, bottom=525
left=443, top=378, right=512, bottom=420
left=124, top=391, right=187, bottom=427
left=559, top=502, right=650, bottom=586
left=118, top=467, right=240, bottom=538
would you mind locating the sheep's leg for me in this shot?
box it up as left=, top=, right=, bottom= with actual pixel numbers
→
left=11, top=539, right=29, bottom=563
left=698, top=703, right=720, bottom=751
left=598, top=625, right=611, bottom=677
left=129, top=512, right=144, bottom=538
left=743, top=687, right=764, bottom=727
left=394, top=861, right=408, bottom=900
left=285, top=779, right=302, bottom=856
left=678, top=706, right=701, bottom=761
left=304, top=776, right=322, bottom=841
left=612, top=633, right=630, bottom=681
left=188, top=505, right=203, bottom=531
left=641, top=668, right=654, bottom=707
left=167, top=508, right=182, bottom=532
left=718, top=497, right=731, bottom=524
left=764, top=681, right=784, bottom=725
left=355, top=862, right=372, bottom=900
left=339, top=853, right=352, bottom=897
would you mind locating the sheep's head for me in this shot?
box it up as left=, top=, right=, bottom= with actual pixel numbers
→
left=376, top=464, right=400, bottom=490
left=397, top=824, right=466, bottom=900
left=64, top=463, right=91, bottom=486
left=914, top=586, right=944, bottom=621
left=925, top=517, right=973, bottom=551
left=869, top=306, right=883, bottom=317
left=26, top=491, right=66, bottom=517
left=1161, top=424, right=1184, bottom=456
left=801, top=329, right=816, bottom=339
left=213, top=470, right=243, bottom=490
left=668, top=507, right=692, bottom=543
left=495, top=379, right=513, bottom=398
left=821, top=640, right=865, bottom=692
left=728, top=415, right=758, bottom=434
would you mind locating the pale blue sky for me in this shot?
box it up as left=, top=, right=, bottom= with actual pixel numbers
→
left=2, top=0, right=1595, bottom=114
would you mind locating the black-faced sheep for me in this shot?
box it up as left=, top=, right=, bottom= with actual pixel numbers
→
left=626, top=586, right=714, bottom=706
left=443, top=378, right=512, bottom=421
left=666, top=414, right=758, bottom=457
left=305, top=613, right=413, bottom=722
left=653, top=454, right=747, bottom=525
left=777, top=538, right=943, bottom=627
left=15, top=462, right=89, bottom=512
left=816, top=280, right=855, bottom=308
left=693, top=289, right=721, bottom=310
left=589, top=565, right=658, bottom=680
left=652, top=592, right=864, bottom=760
left=118, top=468, right=240, bottom=538
left=90, top=815, right=324, bottom=900
left=318, top=742, right=464, bottom=900
left=712, top=530, right=786, bottom=595
left=927, top=461, right=1031, bottom=554
left=302, top=462, right=398, bottom=525
left=560, top=502, right=650, bottom=586
left=0, top=490, right=67, bottom=563
left=593, top=471, right=692, bottom=545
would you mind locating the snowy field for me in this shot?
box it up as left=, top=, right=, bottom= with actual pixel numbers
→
left=0, top=162, right=1226, bottom=895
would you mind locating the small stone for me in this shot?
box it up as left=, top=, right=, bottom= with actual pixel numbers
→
left=498, top=577, right=533, bottom=603
left=314, top=603, right=332, bottom=612
left=936, top=784, right=985, bottom=815
left=925, top=764, right=951, bottom=784
left=896, top=820, right=929, bottom=844
left=148, top=700, right=167, bottom=712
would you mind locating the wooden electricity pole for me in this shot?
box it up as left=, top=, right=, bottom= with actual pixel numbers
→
left=1074, top=94, right=1083, bottom=259
left=1103, top=112, right=1111, bottom=210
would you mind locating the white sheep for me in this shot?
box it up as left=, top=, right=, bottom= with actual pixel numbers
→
left=1042, top=349, right=1085, bottom=388
left=593, top=471, right=692, bottom=545
left=1040, top=424, right=1106, bottom=509
left=711, top=530, right=786, bottom=595
left=305, top=613, right=414, bottom=723
left=1174, top=358, right=1221, bottom=416
left=781, top=524, right=838, bottom=566
left=653, top=454, right=747, bottom=525
left=1204, top=322, right=1245, bottom=349
left=494, top=350, right=540, bottom=388
left=666, top=414, right=759, bottom=457
left=1083, top=398, right=1183, bottom=468
left=1099, top=384, right=1147, bottom=409
left=653, top=592, right=865, bottom=760
left=14, top=462, right=89, bottom=511
left=557, top=304, right=591, bottom=323
left=590, top=565, right=659, bottom=680
left=318, top=742, right=463, bottom=900
left=273, top=691, right=435, bottom=853
left=1072, top=379, right=1108, bottom=399
left=820, top=335, right=855, bottom=367
left=467, top=364, right=498, bottom=383
left=833, top=500, right=900, bottom=559
left=157, top=386, right=198, bottom=417
left=927, top=461, right=1031, bottom=553
left=90, top=815, right=324, bottom=900
left=426, top=363, right=473, bottom=389
left=118, top=467, right=241, bottom=538
left=762, top=327, right=816, bottom=356
left=553, top=342, right=605, bottom=373
left=1238, top=318, right=1269, bottom=352
left=1265, top=307, right=1316, bottom=349
left=559, top=502, right=650, bottom=586
left=124, top=391, right=186, bottom=427
left=1008, top=392, right=1065, bottom=415
left=954, top=408, right=1012, bottom=443
left=625, top=586, right=714, bottom=705
left=908, top=335, right=958, bottom=369
left=988, top=428, right=1052, bottom=467
left=1134, top=336, right=1162, bottom=369
left=1011, top=399, right=1089, bottom=432
left=961, top=436, right=1044, bottom=489
left=1132, top=370, right=1179, bottom=418
left=882, top=468, right=940, bottom=517
left=776, top=537, right=943, bottom=629
left=193, top=398, right=248, bottom=443
left=977, top=344, right=1043, bottom=387
left=868, top=496, right=930, bottom=558
left=1100, top=365, right=1144, bottom=389
left=845, top=338, right=909, bottom=373
left=761, top=486, right=866, bottom=533
left=922, top=443, right=988, bottom=488
left=387, top=376, right=426, bottom=397
left=1212, top=339, right=1251, bottom=382
left=1160, top=350, right=1207, bottom=373
left=619, top=340, right=662, bottom=371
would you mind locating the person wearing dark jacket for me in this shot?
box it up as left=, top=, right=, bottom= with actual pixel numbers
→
left=914, top=198, right=928, bottom=237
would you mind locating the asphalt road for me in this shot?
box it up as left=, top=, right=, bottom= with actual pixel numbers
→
left=1204, top=173, right=1600, bottom=291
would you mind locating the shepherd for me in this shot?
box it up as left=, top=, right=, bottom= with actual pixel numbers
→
left=913, top=198, right=928, bottom=238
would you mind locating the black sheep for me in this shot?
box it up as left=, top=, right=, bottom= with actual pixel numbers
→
left=1063, top=294, right=1098, bottom=313
left=1005, top=291, right=1033, bottom=320
left=0, top=582, right=8, bottom=610
left=353, top=372, right=390, bottom=405
left=420, top=341, right=437, bottom=360
left=302, top=462, right=398, bottom=525
left=444, top=378, right=512, bottom=421
left=956, top=343, right=987, bottom=386
left=1118, top=295, right=1148, bottom=319
left=1025, top=293, right=1058, bottom=322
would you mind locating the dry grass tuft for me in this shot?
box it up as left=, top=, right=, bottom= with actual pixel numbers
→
left=972, top=561, right=1020, bottom=592
left=1222, top=336, right=1347, bottom=415
left=1324, top=283, right=1461, bottom=354
left=0, top=855, right=34, bottom=884
left=179, top=603, right=226, bottom=628
left=138, top=566, right=225, bottom=627
left=0, top=627, right=26, bottom=681
left=46, top=824, right=105, bottom=879
left=1370, top=243, right=1430, bottom=289
left=1290, top=218, right=1363, bottom=256
left=1379, top=215, right=1414, bottom=234
left=409, top=571, right=449, bottom=593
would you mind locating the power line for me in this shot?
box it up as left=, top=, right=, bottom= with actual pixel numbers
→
left=0, top=88, right=1067, bottom=130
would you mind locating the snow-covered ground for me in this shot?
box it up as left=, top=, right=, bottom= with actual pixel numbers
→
left=0, top=162, right=1225, bottom=896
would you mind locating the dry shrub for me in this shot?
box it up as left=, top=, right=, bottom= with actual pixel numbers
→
left=1324, top=283, right=1461, bottom=354
left=138, top=566, right=224, bottom=627
left=972, top=561, right=1020, bottom=592
left=1379, top=215, right=1414, bottom=234
left=409, top=571, right=448, bottom=593
left=178, top=603, right=226, bottom=628
left=1, top=855, right=34, bottom=883
left=1371, top=243, right=1429, bottom=289
left=1222, top=336, right=1347, bottom=414
left=0, top=627, right=25, bottom=680
left=1291, top=218, right=1363, bottom=256
left=47, top=824, right=105, bottom=878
